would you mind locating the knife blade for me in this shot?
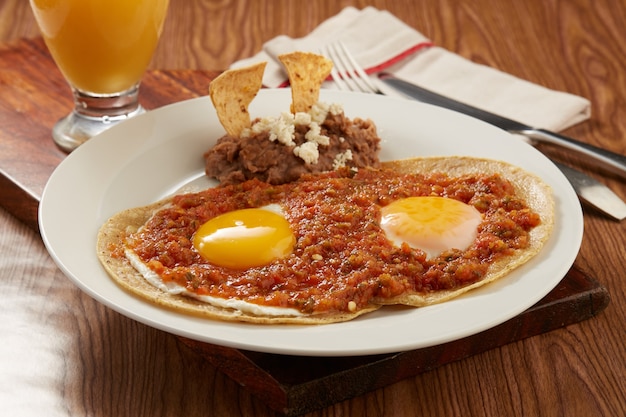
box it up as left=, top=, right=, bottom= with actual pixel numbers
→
left=552, top=162, right=626, bottom=220
left=378, top=72, right=626, bottom=221
left=378, top=73, right=626, bottom=180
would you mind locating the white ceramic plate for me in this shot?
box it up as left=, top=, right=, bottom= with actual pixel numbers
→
left=39, top=89, right=583, bottom=356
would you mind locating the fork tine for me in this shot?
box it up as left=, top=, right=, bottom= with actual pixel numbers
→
left=320, top=45, right=349, bottom=90
left=325, top=43, right=362, bottom=92
left=322, top=42, right=382, bottom=94
left=336, top=41, right=382, bottom=94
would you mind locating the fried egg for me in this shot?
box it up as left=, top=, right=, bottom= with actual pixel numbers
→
left=124, top=203, right=303, bottom=317
left=192, top=204, right=296, bottom=269
left=380, top=196, right=482, bottom=259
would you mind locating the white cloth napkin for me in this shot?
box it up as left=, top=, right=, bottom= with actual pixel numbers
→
left=232, top=7, right=590, bottom=132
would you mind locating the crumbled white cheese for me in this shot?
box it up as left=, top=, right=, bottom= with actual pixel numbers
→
left=310, top=102, right=344, bottom=124
left=328, top=103, right=343, bottom=116
left=309, top=102, right=329, bottom=124
left=332, top=149, right=353, bottom=170
left=294, top=111, right=312, bottom=125
left=270, top=112, right=296, bottom=145
left=246, top=112, right=296, bottom=146
left=305, top=122, right=330, bottom=146
left=293, top=141, right=320, bottom=165
left=243, top=102, right=345, bottom=164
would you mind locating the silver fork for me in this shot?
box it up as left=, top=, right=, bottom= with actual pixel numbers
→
left=321, top=41, right=382, bottom=94
left=321, top=42, right=626, bottom=220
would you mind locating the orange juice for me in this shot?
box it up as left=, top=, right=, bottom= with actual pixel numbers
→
left=30, top=0, right=169, bottom=94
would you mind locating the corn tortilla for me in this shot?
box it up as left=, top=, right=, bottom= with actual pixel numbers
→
left=96, top=156, right=554, bottom=324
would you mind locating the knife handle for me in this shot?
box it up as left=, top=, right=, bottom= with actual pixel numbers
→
left=514, top=128, right=626, bottom=179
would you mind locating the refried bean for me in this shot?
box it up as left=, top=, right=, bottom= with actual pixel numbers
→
left=204, top=107, right=381, bottom=185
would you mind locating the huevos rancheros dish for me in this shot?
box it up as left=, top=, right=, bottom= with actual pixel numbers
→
left=96, top=52, right=554, bottom=324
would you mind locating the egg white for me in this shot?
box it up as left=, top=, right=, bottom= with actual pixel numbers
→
left=125, top=249, right=304, bottom=317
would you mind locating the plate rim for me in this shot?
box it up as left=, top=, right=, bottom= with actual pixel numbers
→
left=39, top=89, right=583, bottom=356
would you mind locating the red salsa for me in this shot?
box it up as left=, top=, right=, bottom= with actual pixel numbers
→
left=126, top=167, right=541, bottom=314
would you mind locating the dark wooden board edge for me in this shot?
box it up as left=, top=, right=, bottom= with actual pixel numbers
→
left=0, top=170, right=40, bottom=232
left=180, top=267, right=609, bottom=416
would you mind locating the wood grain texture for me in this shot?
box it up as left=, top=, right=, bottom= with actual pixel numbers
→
left=179, top=268, right=609, bottom=416
left=1, top=0, right=625, bottom=416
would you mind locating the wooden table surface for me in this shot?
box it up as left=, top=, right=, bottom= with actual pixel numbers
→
left=1, top=0, right=625, bottom=416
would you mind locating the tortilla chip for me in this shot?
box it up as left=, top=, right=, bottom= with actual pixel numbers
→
left=209, top=62, right=266, bottom=137
left=278, top=52, right=333, bottom=113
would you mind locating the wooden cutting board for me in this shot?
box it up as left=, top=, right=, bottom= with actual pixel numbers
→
left=0, top=37, right=610, bottom=416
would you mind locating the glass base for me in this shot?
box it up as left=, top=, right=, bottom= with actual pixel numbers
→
left=52, top=85, right=145, bottom=152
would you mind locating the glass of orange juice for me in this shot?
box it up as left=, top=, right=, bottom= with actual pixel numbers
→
left=30, top=0, right=169, bottom=152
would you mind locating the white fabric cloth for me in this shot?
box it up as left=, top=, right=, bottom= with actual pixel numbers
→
left=232, top=6, right=590, bottom=132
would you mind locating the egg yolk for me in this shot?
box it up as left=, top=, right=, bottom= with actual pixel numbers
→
left=193, top=206, right=296, bottom=269
left=380, top=196, right=482, bottom=259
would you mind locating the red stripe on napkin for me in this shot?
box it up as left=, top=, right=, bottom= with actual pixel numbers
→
left=365, top=41, right=434, bottom=74
left=275, top=41, right=433, bottom=88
